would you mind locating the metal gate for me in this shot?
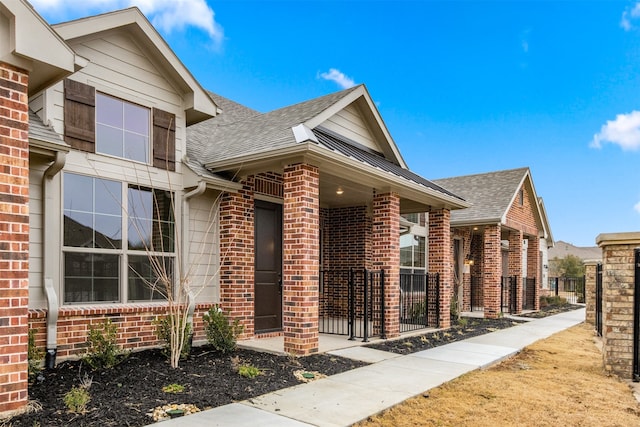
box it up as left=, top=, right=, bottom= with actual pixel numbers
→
left=501, top=276, right=517, bottom=314
left=319, top=269, right=385, bottom=341
left=523, top=277, right=536, bottom=310
left=400, top=272, right=440, bottom=332
left=596, top=263, right=603, bottom=337
left=633, top=249, right=640, bottom=381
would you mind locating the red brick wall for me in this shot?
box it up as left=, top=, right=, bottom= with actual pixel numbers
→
left=429, top=209, right=451, bottom=328
left=508, top=230, right=523, bottom=313
left=0, top=62, right=29, bottom=414
left=483, top=225, right=501, bottom=318
left=219, top=179, right=255, bottom=338
left=505, top=183, right=538, bottom=237
left=372, top=192, right=400, bottom=337
left=28, top=304, right=215, bottom=359
left=527, top=236, right=540, bottom=310
left=282, top=163, right=319, bottom=355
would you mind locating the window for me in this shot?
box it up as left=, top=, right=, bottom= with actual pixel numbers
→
left=63, top=173, right=175, bottom=303
left=96, top=93, right=150, bottom=163
left=400, top=234, right=426, bottom=273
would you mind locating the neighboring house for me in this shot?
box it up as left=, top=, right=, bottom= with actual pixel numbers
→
left=0, top=2, right=472, bottom=414
left=434, top=167, right=554, bottom=318
left=548, top=240, right=601, bottom=276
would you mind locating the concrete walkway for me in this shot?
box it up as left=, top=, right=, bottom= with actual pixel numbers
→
left=158, top=309, right=585, bottom=427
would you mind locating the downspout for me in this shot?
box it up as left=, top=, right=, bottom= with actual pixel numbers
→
left=42, top=151, right=66, bottom=369
left=183, top=181, right=207, bottom=344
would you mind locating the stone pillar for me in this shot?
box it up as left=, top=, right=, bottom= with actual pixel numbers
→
left=372, top=192, right=400, bottom=337
left=595, top=233, right=640, bottom=379
left=508, top=230, right=523, bottom=313
left=527, top=236, right=541, bottom=310
left=219, top=180, right=255, bottom=338
left=0, top=62, right=30, bottom=414
left=483, top=224, right=501, bottom=318
left=584, top=260, right=599, bottom=327
left=428, top=208, right=451, bottom=328
left=282, top=163, right=319, bottom=355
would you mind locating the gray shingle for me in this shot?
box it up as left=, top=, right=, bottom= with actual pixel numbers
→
left=29, top=110, right=67, bottom=147
left=433, top=168, right=529, bottom=224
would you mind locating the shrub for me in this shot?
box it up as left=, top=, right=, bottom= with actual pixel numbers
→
left=540, top=295, right=568, bottom=308
left=83, top=319, right=126, bottom=370
left=162, top=383, right=185, bottom=393
left=28, top=328, right=44, bottom=380
left=154, top=315, right=192, bottom=360
left=202, top=306, right=243, bottom=353
left=63, top=386, right=90, bottom=414
left=238, top=364, right=262, bottom=378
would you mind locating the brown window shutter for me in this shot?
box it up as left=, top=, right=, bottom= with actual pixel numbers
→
left=64, top=79, right=96, bottom=152
left=153, top=108, right=176, bottom=171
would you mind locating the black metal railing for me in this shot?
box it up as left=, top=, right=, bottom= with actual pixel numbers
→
left=552, top=276, right=585, bottom=304
left=596, top=263, right=603, bottom=337
left=501, top=276, right=517, bottom=314
left=470, top=275, right=483, bottom=311
left=399, top=272, right=440, bottom=332
left=319, top=268, right=385, bottom=341
left=523, top=277, right=536, bottom=310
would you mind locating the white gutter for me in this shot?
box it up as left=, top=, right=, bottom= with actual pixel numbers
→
left=42, top=151, right=66, bottom=368
left=182, top=181, right=207, bottom=333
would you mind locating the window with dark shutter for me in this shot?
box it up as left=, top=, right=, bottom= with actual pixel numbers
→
left=64, top=79, right=96, bottom=152
left=152, top=108, right=176, bottom=171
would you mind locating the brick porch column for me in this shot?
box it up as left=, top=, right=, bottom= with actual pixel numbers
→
left=219, top=181, right=255, bottom=338
left=0, top=62, right=30, bottom=414
left=584, top=260, right=599, bottom=326
left=527, top=236, right=541, bottom=310
left=282, top=163, right=319, bottom=355
left=508, top=230, right=523, bottom=313
left=429, top=209, right=451, bottom=328
left=483, top=224, right=501, bottom=318
left=372, top=192, right=400, bottom=337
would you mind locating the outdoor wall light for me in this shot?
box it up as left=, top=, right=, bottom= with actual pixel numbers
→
left=336, top=187, right=344, bottom=195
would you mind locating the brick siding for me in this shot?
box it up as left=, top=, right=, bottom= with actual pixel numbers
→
left=0, top=62, right=29, bottom=414
left=282, top=163, right=319, bottom=355
left=483, top=224, right=501, bottom=318
left=428, top=209, right=451, bottom=328
left=372, top=192, right=400, bottom=337
left=219, top=179, right=255, bottom=338
left=508, top=230, right=523, bottom=313
left=584, top=261, right=598, bottom=326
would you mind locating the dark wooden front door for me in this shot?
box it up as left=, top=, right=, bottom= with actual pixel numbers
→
left=254, top=200, right=283, bottom=332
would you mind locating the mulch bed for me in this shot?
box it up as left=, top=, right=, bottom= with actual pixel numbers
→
left=515, top=303, right=583, bottom=318
left=7, top=348, right=366, bottom=427
left=5, top=303, right=583, bottom=426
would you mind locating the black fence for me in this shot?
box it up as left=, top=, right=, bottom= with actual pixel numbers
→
left=551, top=276, right=585, bottom=304
left=596, top=263, right=603, bottom=337
left=319, top=268, right=385, bottom=341
left=501, top=276, right=517, bottom=314
left=523, top=277, right=536, bottom=310
left=400, top=272, right=440, bottom=332
left=470, top=275, right=483, bottom=311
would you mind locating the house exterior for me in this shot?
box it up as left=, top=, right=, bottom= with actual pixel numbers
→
left=0, top=2, right=473, bottom=415
left=433, top=168, right=553, bottom=318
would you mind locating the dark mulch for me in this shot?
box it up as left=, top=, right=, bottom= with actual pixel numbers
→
left=516, top=303, right=584, bottom=318
left=6, top=303, right=583, bottom=427
left=365, top=303, right=584, bottom=355
left=8, top=347, right=366, bottom=427
left=365, top=317, right=526, bottom=355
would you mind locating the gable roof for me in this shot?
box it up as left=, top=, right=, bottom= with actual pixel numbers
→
left=52, top=7, right=217, bottom=125
left=433, top=167, right=538, bottom=226
left=187, top=85, right=468, bottom=210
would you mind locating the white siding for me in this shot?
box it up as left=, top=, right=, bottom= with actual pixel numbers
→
left=186, top=191, right=220, bottom=303
left=28, top=157, right=49, bottom=309
left=320, top=104, right=380, bottom=152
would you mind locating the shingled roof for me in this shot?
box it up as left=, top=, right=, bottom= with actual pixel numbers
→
left=28, top=110, right=68, bottom=148
left=433, top=167, right=530, bottom=224
left=188, top=86, right=361, bottom=165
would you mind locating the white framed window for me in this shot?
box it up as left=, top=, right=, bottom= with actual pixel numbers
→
left=400, top=213, right=427, bottom=274
left=96, top=93, right=150, bottom=163
left=62, top=172, right=175, bottom=303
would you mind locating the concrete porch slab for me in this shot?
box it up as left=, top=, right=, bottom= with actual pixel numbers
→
left=159, top=403, right=314, bottom=427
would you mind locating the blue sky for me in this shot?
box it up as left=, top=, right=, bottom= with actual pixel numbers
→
left=32, top=0, right=640, bottom=247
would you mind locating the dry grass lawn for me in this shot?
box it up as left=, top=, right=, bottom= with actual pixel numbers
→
left=356, top=324, right=640, bottom=427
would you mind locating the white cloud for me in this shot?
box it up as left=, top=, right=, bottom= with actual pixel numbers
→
left=635, top=201, right=640, bottom=214
left=590, top=111, right=640, bottom=151
left=318, top=68, right=356, bottom=89
left=520, top=28, right=532, bottom=53
left=621, top=2, right=640, bottom=31
left=30, top=0, right=223, bottom=47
